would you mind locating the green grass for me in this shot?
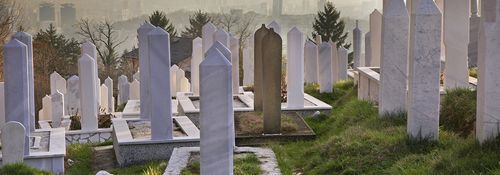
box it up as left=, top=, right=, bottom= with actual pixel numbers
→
left=111, top=161, right=167, bottom=175
left=470, top=68, right=478, bottom=78
left=0, top=163, right=53, bottom=175
left=272, top=80, right=500, bottom=175
left=440, top=88, right=477, bottom=137
left=180, top=154, right=262, bottom=175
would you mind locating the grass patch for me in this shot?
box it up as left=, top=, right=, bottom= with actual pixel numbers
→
left=271, top=81, right=500, bottom=175
left=111, top=161, right=167, bottom=175
left=65, top=144, right=93, bottom=175
left=180, top=154, right=262, bottom=175
left=470, top=68, right=478, bottom=78
left=238, top=112, right=298, bottom=135
left=0, top=163, right=53, bottom=175
left=440, top=88, right=476, bottom=137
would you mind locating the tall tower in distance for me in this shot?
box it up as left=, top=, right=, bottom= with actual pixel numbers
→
left=273, top=0, right=283, bottom=17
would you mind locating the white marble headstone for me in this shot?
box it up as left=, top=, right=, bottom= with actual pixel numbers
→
left=41, top=95, right=52, bottom=121
left=287, top=27, right=305, bottom=108
left=369, top=9, right=382, bottom=67
left=318, top=42, right=333, bottom=93
left=104, top=77, right=114, bottom=112
left=1, top=121, right=26, bottom=164
left=230, top=36, right=240, bottom=94
left=129, top=79, right=140, bottom=100
left=202, top=22, right=217, bottom=54
left=79, top=54, right=98, bottom=131
left=213, top=28, right=230, bottom=48
left=353, top=20, right=363, bottom=68
left=138, top=22, right=155, bottom=120
left=66, top=75, right=80, bottom=116
left=191, top=37, right=203, bottom=94
left=117, top=75, right=130, bottom=105
left=100, top=85, right=109, bottom=113
left=51, top=91, right=64, bottom=128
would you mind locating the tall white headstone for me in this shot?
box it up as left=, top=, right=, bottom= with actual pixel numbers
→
left=41, top=95, right=52, bottom=121
left=318, top=42, right=333, bottom=93
left=407, top=0, right=442, bottom=140
left=81, top=41, right=100, bottom=107
left=370, top=9, right=383, bottom=67
left=3, top=39, right=30, bottom=155
left=66, top=75, right=80, bottom=116
left=200, top=47, right=234, bottom=175
left=287, top=27, right=305, bottom=108
left=338, top=47, right=348, bottom=81
left=443, top=0, right=470, bottom=89
left=12, top=32, right=35, bottom=132
left=148, top=28, right=173, bottom=140
left=379, top=0, right=409, bottom=115
left=230, top=36, right=240, bottom=94
left=1, top=121, right=26, bottom=164
left=476, top=0, right=500, bottom=144
left=129, top=79, right=140, bottom=100
left=104, top=77, right=114, bottom=112
left=304, top=41, right=319, bottom=84
left=117, top=75, right=130, bottom=105
left=364, top=32, right=372, bottom=66
left=353, top=20, right=364, bottom=68
left=202, top=22, right=217, bottom=54
left=180, top=77, right=191, bottom=92
left=138, top=22, right=155, bottom=120
left=468, top=0, right=480, bottom=67
left=133, top=71, right=140, bottom=81
left=213, top=28, right=230, bottom=48
left=51, top=91, right=64, bottom=128
left=332, top=44, right=340, bottom=83
left=0, top=83, right=4, bottom=126
left=79, top=54, right=98, bottom=131
left=191, top=37, right=203, bottom=94
left=243, top=35, right=255, bottom=86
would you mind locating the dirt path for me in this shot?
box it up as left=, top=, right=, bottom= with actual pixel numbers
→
left=92, top=145, right=117, bottom=172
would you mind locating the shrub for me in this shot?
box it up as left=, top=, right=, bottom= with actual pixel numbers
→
left=469, top=68, right=478, bottom=78
left=0, top=163, right=53, bottom=175
left=440, top=88, right=476, bottom=137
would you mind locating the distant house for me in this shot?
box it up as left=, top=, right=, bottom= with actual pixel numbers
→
left=122, top=37, right=193, bottom=79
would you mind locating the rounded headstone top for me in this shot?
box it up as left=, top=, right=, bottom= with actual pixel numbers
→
left=68, top=75, right=79, bottom=81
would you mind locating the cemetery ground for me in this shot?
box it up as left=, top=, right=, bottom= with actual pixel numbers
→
left=53, top=80, right=500, bottom=175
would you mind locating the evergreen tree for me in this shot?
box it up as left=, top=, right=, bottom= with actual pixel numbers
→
left=34, top=24, right=81, bottom=69
left=312, top=2, right=350, bottom=49
left=149, top=10, right=177, bottom=37
left=182, top=10, right=211, bottom=38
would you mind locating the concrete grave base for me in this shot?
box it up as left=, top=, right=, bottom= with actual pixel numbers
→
left=0, top=128, right=66, bottom=174
left=112, top=116, right=200, bottom=166
left=164, top=147, right=281, bottom=175
left=121, top=99, right=179, bottom=118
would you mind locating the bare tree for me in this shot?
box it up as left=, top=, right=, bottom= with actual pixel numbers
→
left=76, top=19, right=127, bottom=79
left=213, top=12, right=256, bottom=49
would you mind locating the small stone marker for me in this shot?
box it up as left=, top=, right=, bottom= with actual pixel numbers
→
left=138, top=22, right=155, bottom=120
left=41, top=95, right=52, bottom=121
left=200, top=45, right=234, bottom=175
left=105, top=77, right=114, bottom=113
left=129, top=79, right=140, bottom=100
left=170, top=65, right=179, bottom=95
left=66, top=75, right=80, bottom=116
left=100, top=85, right=109, bottom=113
left=79, top=54, right=98, bottom=131
left=148, top=28, right=173, bottom=140
left=353, top=20, right=363, bottom=68
left=262, top=29, right=282, bottom=134
left=253, top=24, right=269, bottom=112
left=202, top=22, right=217, bottom=54
left=176, top=68, right=186, bottom=94
left=4, top=39, right=31, bottom=155
left=379, top=0, right=409, bottom=116
left=287, top=27, right=305, bottom=108
left=407, top=0, right=442, bottom=141
left=51, top=91, right=64, bottom=128
left=191, top=37, right=202, bottom=94
left=318, top=42, right=333, bottom=93
left=1, top=121, right=26, bottom=164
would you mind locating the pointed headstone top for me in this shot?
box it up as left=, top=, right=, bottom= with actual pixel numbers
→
left=319, top=42, right=331, bottom=48
left=202, top=22, right=217, bottom=31
left=50, top=71, right=62, bottom=77
left=268, top=21, right=279, bottom=28
left=139, top=22, right=155, bottom=30
left=288, top=27, right=302, bottom=34
left=372, top=9, right=382, bottom=15
left=202, top=47, right=231, bottom=66
left=214, top=28, right=229, bottom=37
left=105, top=77, right=112, bottom=82
left=79, top=54, right=96, bottom=63
left=384, top=0, right=408, bottom=16
left=5, top=39, right=27, bottom=49
left=209, top=41, right=231, bottom=61
left=148, top=27, right=169, bottom=36
left=194, top=37, right=202, bottom=43
left=305, top=40, right=317, bottom=48
left=82, top=41, right=96, bottom=48
left=52, top=90, right=63, bottom=97
left=171, top=64, right=179, bottom=70
left=12, top=32, right=32, bottom=39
